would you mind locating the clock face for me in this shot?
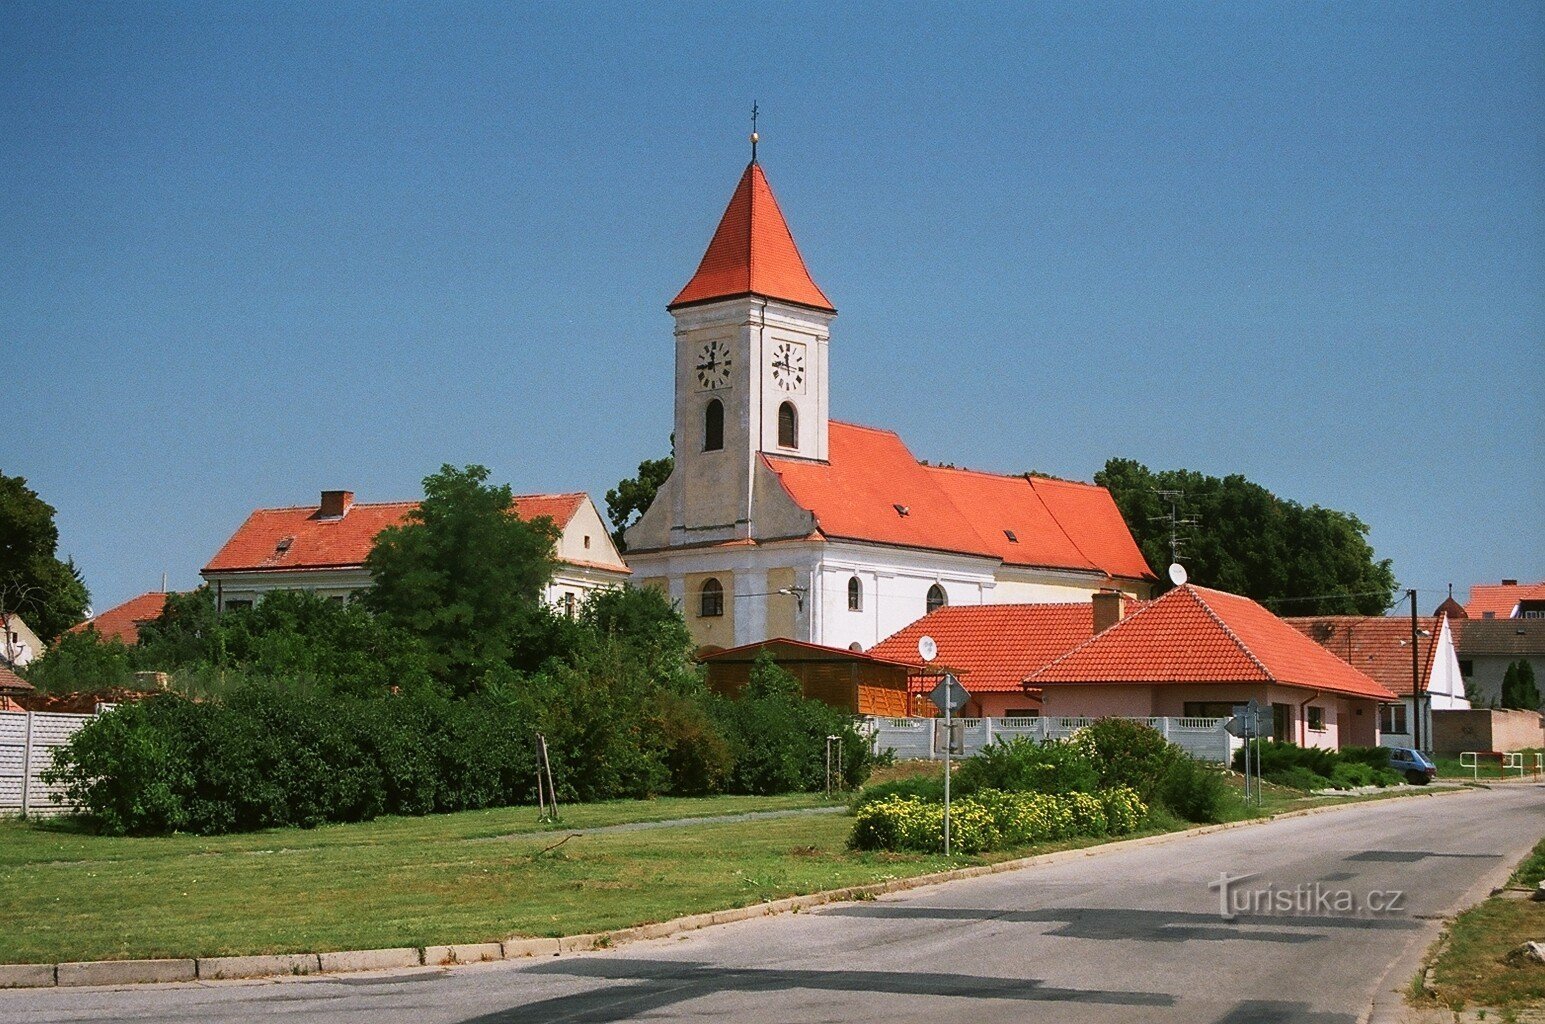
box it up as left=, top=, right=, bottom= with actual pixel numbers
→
left=770, top=341, right=806, bottom=392
left=695, top=340, right=732, bottom=390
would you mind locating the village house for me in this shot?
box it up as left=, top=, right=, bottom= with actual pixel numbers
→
left=203, top=489, right=629, bottom=614
left=0, top=613, right=44, bottom=668
left=1285, top=613, right=1469, bottom=748
left=68, top=591, right=173, bottom=645
left=624, top=156, right=1155, bottom=654
left=1465, top=579, right=1545, bottom=620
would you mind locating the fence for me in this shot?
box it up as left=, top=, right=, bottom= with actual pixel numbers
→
left=864, top=715, right=1236, bottom=764
left=0, top=711, right=95, bottom=817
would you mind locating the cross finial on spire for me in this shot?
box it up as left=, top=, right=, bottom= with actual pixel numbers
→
left=750, top=101, right=759, bottom=163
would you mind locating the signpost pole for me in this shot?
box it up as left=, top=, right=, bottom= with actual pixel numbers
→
left=943, top=699, right=952, bottom=857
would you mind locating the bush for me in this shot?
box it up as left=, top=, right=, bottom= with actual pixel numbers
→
left=847, top=786, right=1146, bottom=854
left=850, top=773, right=945, bottom=811
left=1264, top=766, right=1334, bottom=792
left=1155, top=756, right=1229, bottom=823
left=1100, top=787, right=1147, bottom=833
left=955, top=737, right=1099, bottom=796
left=1072, top=719, right=1179, bottom=800
left=1338, top=746, right=1392, bottom=771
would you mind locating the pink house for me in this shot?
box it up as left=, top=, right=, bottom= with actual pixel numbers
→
left=1029, top=585, right=1396, bottom=750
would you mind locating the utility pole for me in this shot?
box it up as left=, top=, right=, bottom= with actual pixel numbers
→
left=1409, top=589, right=1422, bottom=752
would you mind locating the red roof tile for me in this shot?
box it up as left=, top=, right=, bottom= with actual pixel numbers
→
left=0, top=663, right=32, bottom=696
left=1029, top=585, right=1397, bottom=701
left=1284, top=615, right=1447, bottom=697
left=762, top=422, right=1155, bottom=581
left=669, top=162, right=835, bottom=312
left=701, top=637, right=919, bottom=670
left=204, top=493, right=590, bottom=574
left=68, top=592, right=173, bottom=646
left=869, top=603, right=1099, bottom=693
left=1465, top=581, right=1545, bottom=620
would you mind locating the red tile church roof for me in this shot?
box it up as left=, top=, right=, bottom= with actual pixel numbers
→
left=761, top=422, right=1154, bottom=582
left=68, top=592, right=172, bottom=645
left=668, top=162, right=835, bottom=313
left=869, top=603, right=1099, bottom=694
left=204, top=493, right=588, bottom=574
left=1029, top=585, right=1397, bottom=701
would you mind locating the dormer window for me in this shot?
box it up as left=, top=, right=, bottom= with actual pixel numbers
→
left=276, top=536, right=294, bottom=554
left=1004, top=530, right=1018, bottom=543
left=893, top=504, right=910, bottom=517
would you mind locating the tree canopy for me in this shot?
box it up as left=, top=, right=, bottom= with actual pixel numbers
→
left=1501, top=660, right=1540, bottom=711
left=605, top=446, right=673, bottom=551
left=1094, top=458, right=1397, bottom=615
left=364, top=464, right=561, bottom=688
left=0, top=472, right=90, bottom=640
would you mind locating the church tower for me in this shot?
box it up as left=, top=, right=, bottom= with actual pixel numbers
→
left=664, top=157, right=835, bottom=539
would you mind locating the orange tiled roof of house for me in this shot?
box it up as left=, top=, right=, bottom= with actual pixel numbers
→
left=68, top=591, right=173, bottom=645
left=0, top=662, right=33, bottom=696
left=1465, top=580, right=1545, bottom=620
left=869, top=603, right=1100, bottom=694
left=762, top=422, right=1155, bottom=581
left=669, top=161, right=835, bottom=313
left=1283, top=614, right=1446, bottom=697
left=1029, top=585, right=1398, bottom=701
left=204, top=493, right=590, bottom=574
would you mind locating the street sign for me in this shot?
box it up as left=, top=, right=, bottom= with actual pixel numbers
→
left=928, top=673, right=970, bottom=715
left=1226, top=702, right=1274, bottom=739
left=933, top=720, right=965, bottom=755
left=918, top=635, right=938, bottom=663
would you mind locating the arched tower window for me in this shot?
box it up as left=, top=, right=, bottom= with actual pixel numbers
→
left=704, top=399, right=724, bottom=452
left=926, top=583, right=947, bottom=615
left=699, top=577, right=724, bottom=617
left=847, top=576, right=862, bottom=611
left=778, top=402, right=798, bottom=449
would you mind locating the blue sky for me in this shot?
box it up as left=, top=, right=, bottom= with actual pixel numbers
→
left=4, top=2, right=1541, bottom=614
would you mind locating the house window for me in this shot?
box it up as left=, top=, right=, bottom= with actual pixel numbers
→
left=1380, top=703, right=1408, bottom=735
left=926, top=584, right=947, bottom=614
left=704, top=399, right=724, bottom=451
left=1183, top=701, right=1237, bottom=720
left=1307, top=706, right=1326, bottom=733
left=847, top=576, right=862, bottom=611
left=1458, top=660, right=1473, bottom=677
left=223, top=599, right=253, bottom=612
left=778, top=402, right=798, bottom=448
left=583, top=535, right=591, bottom=550
left=699, top=577, right=724, bottom=618
left=328, top=595, right=345, bottom=606
left=561, top=592, right=577, bottom=617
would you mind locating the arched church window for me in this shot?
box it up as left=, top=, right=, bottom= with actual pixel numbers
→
left=926, top=583, right=947, bottom=615
left=778, top=402, right=798, bottom=449
left=704, top=399, right=724, bottom=452
left=847, top=576, right=862, bottom=611
left=699, top=577, right=724, bottom=618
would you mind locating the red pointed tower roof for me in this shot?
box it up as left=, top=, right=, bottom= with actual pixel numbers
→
left=669, top=162, right=835, bottom=313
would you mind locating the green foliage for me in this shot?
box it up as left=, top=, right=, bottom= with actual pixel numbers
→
left=1337, top=746, right=1393, bottom=770
left=364, top=464, right=561, bottom=689
left=1072, top=718, right=1179, bottom=800
left=20, top=628, right=136, bottom=694
left=847, top=786, right=1146, bottom=854
left=604, top=452, right=674, bottom=551
left=954, top=737, right=1100, bottom=796
left=0, top=472, right=90, bottom=640
left=1235, top=740, right=1403, bottom=791
left=1094, top=458, right=1398, bottom=614
left=850, top=773, right=946, bottom=811
left=1501, top=660, right=1541, bottom=711
left=1154, top=756, right=1229, bottom=823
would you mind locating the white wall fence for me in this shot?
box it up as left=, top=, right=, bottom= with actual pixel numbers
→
left=0, top=711, right=95, bottom=817
left=864, top=716, right=1237, bottom=764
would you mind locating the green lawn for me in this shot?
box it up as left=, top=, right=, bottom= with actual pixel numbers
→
left=1434, top=748, right=1543, bottom=782
left=0, top=778, right=1439, bottom=966
left=1422, top=836, right=1545, bottom=1011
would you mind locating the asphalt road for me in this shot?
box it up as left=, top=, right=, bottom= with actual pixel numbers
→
left=7, top=785, right=1542, bottom=1024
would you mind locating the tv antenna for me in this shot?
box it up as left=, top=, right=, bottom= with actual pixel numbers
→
left=1149, top=489, right=1200, bottom=567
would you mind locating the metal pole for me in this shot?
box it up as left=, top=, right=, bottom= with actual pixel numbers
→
left=541, top=735, right=559, bottom=820
left=943, top=699, right=952, bottom=857
left=1409, top=589, right=1422, bottom=753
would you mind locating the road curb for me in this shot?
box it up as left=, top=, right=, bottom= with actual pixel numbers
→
left=0, top=784, right=1482, bottom=990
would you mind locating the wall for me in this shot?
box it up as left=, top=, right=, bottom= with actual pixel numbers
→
left=1431, top=708, right=1545, bottom=754
left=704, top=658, right=909, bottom=716
left=0, top=711, right=94, bottom=816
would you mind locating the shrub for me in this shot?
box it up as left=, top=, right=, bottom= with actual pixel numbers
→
left=1265, top=766, right=1334, bottom=792
left=847, top=787, right=1146, bottom=854
left=1072, top=719, right=1179, bottom=800
left=851, top=773, right=945, bottom=811
left=1234, top=740, right=1338, bottom=779
left=1099, top=786, right=1147, bottom=834
left=1338, top=746, right=1393, bottom=771
left=1155, top=756, right=1229, bottom=823
left=955, top=737, right=1099, bottom=796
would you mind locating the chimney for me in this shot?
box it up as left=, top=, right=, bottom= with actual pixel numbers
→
left=1502, top=579, right=1519, bottom=587
left=319, top=490, right=354, bottom=518
left=1092, top=589, right=1128, bottom=635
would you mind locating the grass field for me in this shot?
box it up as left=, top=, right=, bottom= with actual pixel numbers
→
left=1433, top=748, right=1543, bottom=783
left=0, top=773, right=1447, bottom=966
left=1423, top=835, right=1545, bottom=1011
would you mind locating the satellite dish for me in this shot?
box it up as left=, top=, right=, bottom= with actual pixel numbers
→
left=1168, top=563, right=1189, bottom=586
left=917, top=635, right=938, bottom=663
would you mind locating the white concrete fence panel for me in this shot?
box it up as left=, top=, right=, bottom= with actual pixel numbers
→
left=864, top=715, right=1236, bottom=764
left=0, top=711, right=95, bottom=817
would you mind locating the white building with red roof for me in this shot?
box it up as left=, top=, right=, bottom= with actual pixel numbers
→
left=625, top=155, right=1156, bottom=653
left=203, top=489, right=629, bottom=614
left=69, top=591, right=174, bottom=646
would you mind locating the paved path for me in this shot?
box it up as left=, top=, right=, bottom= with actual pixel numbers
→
left=7, top=786, right=1542, bottom=1024
left=480, top=804, right=845, bottom=842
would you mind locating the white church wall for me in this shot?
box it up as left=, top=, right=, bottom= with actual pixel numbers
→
left=814, top=542, right=1000, bottom=652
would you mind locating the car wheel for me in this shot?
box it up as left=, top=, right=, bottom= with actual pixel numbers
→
left=1405, top=770, right=1428, bottom=786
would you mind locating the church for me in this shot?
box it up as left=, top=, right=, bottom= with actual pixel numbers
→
left=624, top=152, right=1157, bottom=654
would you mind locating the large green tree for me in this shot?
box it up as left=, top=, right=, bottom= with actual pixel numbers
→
left=364, top=464, right=561, bottom=688
left=605, top=444, right=674, bottom=551
left=0, top=472, right=90, bottom=640
left=1501, top=660, right=1541, bottom=711
left=1094, top=459, right=1397, bottom=615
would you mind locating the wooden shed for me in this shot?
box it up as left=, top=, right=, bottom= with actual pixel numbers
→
left=700, top=638, right=913, bottom=717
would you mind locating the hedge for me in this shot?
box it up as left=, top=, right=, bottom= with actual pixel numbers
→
left=848, top=787, right=1147, bottom=855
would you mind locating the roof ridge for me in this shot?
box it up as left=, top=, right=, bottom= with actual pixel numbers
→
left=1026, top=591, right=1167, bottom=680
left=1185, top=587, right=1276, bottom=681
left=1026, top=476, right=1103, bottom=577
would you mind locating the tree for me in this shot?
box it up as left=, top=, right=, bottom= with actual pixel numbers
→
left=364, top=465, right=560, bottom=689
left=0, top=473, right=90, bottom=640
left=1094, top=458, right=1397, bottom=615
left=1501, top=660, right=1541, bottom=711
left=605, top=446, right=674, bottom=551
